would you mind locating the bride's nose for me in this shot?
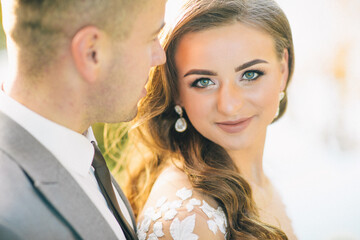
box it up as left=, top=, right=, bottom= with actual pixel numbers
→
left=217, top=82, right=244, bottom=116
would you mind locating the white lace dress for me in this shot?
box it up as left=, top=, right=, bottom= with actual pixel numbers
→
left=136, top=166, right=228, bottom=240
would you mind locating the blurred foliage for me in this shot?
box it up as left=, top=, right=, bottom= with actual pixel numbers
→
left=92, top=123, right=105, bottom=149
left=92, top=123, right=112, bottom=166
left=0, top=3, right=6, bottom=49
left=92, top=123, right=129, bottom=172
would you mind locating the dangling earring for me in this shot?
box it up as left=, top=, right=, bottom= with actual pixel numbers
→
left=174, top=105, right=187, bottom=132
left=275, top=92, right=285, bottom=118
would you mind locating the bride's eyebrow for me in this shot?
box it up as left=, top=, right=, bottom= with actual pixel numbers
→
left=235, top=59, right=268, bottom=72
left=183, top=69, right=218, bottom=77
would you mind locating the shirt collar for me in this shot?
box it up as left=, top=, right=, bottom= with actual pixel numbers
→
left=0, top=87, right=94, bottom=177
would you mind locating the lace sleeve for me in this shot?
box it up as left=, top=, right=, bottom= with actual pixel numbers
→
left=137, top=187, right=227, bottom=240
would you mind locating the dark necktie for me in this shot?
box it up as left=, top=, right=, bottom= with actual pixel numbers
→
left=91, top=142, right=138, bottom=240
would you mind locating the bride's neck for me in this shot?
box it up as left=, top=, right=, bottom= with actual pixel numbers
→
left=227, top=136, right=267, bottom=187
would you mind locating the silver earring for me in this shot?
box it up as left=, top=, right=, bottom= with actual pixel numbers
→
left=275, top=92, right=285, bottom=118
left=174, top=105, right=187, bottom=132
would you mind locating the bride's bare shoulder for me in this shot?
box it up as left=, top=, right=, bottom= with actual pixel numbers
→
left=137, top=164, right=227, bottom=240
left=152, top=164, right=191, bottom=191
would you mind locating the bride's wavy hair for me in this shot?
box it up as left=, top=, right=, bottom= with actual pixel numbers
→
left=109, top=0, right=294, bottom=239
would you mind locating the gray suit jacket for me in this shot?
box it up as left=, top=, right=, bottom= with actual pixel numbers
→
left=0, top=111, right=136, bottom=240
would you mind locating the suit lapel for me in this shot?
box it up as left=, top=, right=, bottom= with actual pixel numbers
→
left=0, top=112, right=118, bottom=239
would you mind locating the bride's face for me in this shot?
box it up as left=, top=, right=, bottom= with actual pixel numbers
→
left=175, top=22, right=289, bottom=151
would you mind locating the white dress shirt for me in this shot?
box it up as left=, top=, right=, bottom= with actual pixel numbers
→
left=0, top=87, right=132, bottom=240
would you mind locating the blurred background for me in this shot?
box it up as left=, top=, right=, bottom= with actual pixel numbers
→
left=0, top=1, right=359, bottom=239
left=263, top=0, right=360, bottom=239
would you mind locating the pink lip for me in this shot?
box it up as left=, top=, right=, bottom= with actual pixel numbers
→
left=216, top=117, right=253, bottom=134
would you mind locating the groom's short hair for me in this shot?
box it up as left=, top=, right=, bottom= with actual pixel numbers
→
left=1, top=0, right=147, bottom=75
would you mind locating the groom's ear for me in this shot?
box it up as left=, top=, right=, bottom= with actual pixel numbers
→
left=71, top=26, right=103, bottom=83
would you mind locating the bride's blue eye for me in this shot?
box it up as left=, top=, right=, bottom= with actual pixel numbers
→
left=242, top=70, right=263, bottom=81
left=191, top=78, right=215, bottom=88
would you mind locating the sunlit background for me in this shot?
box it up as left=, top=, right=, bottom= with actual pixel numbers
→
left=0, top=1, right=359, bottom=239
left=262, top=0, right=360, bottom=239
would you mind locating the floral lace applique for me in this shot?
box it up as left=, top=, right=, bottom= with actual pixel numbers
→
left=170, top=214, right=198, bottom=240
left=137, top=187, right=228, bottom=240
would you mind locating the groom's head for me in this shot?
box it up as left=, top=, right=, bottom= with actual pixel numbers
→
left=3, top=0, right=144, bottom=72
left=2, top=0, right=166, bottom=126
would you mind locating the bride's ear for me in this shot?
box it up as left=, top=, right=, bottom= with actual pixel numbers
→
left=279, top=49, right=289, bottom=91
left=174, top=98, right=183, bottom=107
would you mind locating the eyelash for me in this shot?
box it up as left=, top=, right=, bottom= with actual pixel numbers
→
left=190, top=70, right=265, bottom=88
left=242, top=70, right=264, bottom=81
left=190, top=78, right=216, bottom=88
